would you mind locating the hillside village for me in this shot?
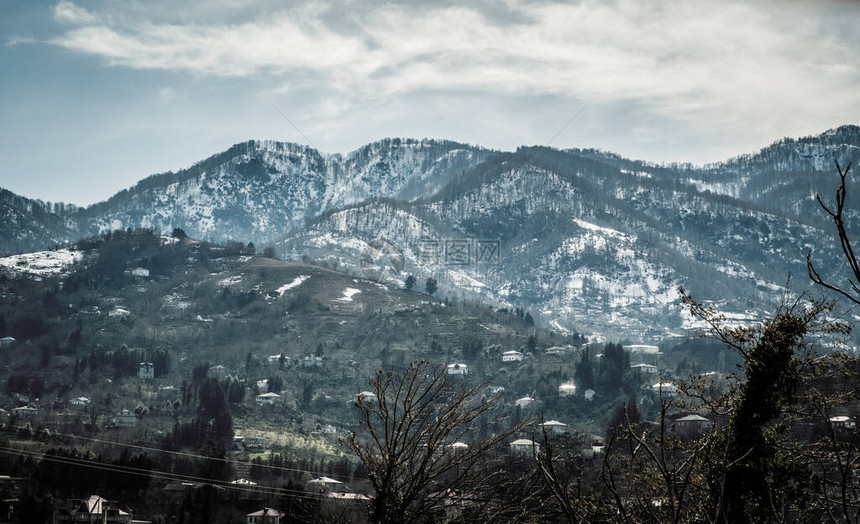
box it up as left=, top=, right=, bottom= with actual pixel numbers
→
left=0, top=229, right=809, bottom=522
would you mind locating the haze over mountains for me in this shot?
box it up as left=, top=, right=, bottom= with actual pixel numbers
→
left=2, top=126, right=859, bottom=339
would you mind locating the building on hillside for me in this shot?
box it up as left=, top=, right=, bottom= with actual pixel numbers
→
left=578, top=435, right=606, bottom=460
left=108, top=307, right=130, bottom=317
left=129, top=267, right=150, bottom=278
left=325, top=492, right=370, bottom=501
left=674, top=414, right=712, bottom=437
left=501, top=350, right=525, bottom=363
left=12, top=406, right=37, bottom=418
left=267, top=354, right=288, bottom=366
left=447, top=442, right=469, bottom=453
left=509, top=439, right=539, bottom=456
left=255, top=392, right=282, bottom=406
left=113, top=409, right=137, bottom=428
left=544, top=345, right=574, bottom=356
left=53, top=495, right=138, bottom=524
left=515, top=396, right=536, bottom=408
left=0, top=475, right=22, bottom=503
left=157, top=385, right=178, bottom=400
left=138, top=362, right=154, bottom=380
left=0, top=337, right=16, bottom=349
left=244, top=436, right=267, bottom=449
left=318, top=424, right=338, bottom=434
left=355, top=391, right=378, bottom=404
left=446, top=363, right=468, bottom=376
left=231, top=478, right=257, bottom=488
left=830, top=415, right=857, bottom=431
left=558, top=383, right=577, bottom=397
left=539, top=420, right=569, bottom=436
left=247, top=507, right=284, bottom=524
left=631, top=363, right=658, bottom=376
left=69, top=397, right=91, bottom=409
left=623, top=344, right=660, bottom=355
left=307, top=476, right=344, bottom=493
left=487, top=385, right=506, bottom=396
left=303, top=355, right=323, bottom=368
left=650, top=381, right=678, bottom=398
left=207, top=365, right=227, bottom=380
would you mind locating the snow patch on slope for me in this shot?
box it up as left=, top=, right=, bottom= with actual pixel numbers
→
left=0, top=248, right=83, bottom=277
left=337, top=288, right=362, bottom=302
left=275, top=275, right=310, bottom=296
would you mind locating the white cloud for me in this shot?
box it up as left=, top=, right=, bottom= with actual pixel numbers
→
left=53, top=0, right=97, bottom=25
left=41, top=0, right=860, bottom=158
left=4, top=37, right=37, bottom=47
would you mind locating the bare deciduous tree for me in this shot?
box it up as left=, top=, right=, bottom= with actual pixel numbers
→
left=808, top=162, right=860, bottom=305
left=344, top=360, right=525, bottom=524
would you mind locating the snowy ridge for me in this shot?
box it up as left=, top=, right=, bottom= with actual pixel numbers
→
left=2, top=127, right=859, bottom=339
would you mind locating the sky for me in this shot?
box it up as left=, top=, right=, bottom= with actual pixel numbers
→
left=1, top=0, right=859, bottom=206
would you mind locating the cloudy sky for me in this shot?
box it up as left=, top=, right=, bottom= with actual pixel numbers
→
left=2, top=0, right=859, bottom=205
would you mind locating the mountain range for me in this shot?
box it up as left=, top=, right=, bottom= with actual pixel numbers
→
left=3, top=126, right=860, bottom=340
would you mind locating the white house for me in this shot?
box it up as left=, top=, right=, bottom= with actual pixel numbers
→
left=69, top=397, right=91, bottom=409
left=544, top=345, right=573, bottom=356
left=108, top=307, right=130, bottom=317
left=509, top=439, right=539, bottom=456
left=631, top=363, right=658, bottom=375
left=113, top=409, right=137, bottom=428
left=558, top=383, right=577, bottom=397
left=487, top=385, right=506, bottom=395
left=830, top=415, right=857, bottom=431
left=651, top=382, right=678, bottom=397
left=303, top=355, right=323, bottom=368
left=623, top=344, right=660, bottom=354
left=446, top=363, right=468, bottom=376
left=57, top=495, right=135, bottom=524
left=307, top=476, right=344, bottom=492
left=0, top=337, right=16, bottom=349
left=447, top=442, right=469, bottom=453
left=256, top=392, right=282, bottom=405
left=501, top=350, right=525, bottom=363
left=318, top=424, right=338, bottom=434
left=267, top=354, right=288, bottom=365
left=208, top=365, right=228, bottom=380
left=130, top=267, right=150, bottom=277
left=231, top=478, right=257, bottom=487
left=12, top=406, right=37, bottom=418
left=539, top=420, right=569, bottom=436
left=674, top=414, right=712, bottom=436
left=139, top=362, right=154, bottom=380
left=515, top=396, right=536, bottom=408
left=246, top=507, right=283, bottom=524
left=355, top=391, right=378, bottom=404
